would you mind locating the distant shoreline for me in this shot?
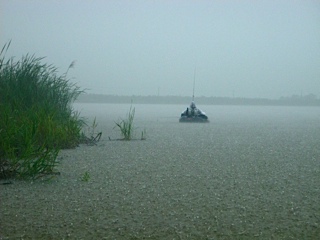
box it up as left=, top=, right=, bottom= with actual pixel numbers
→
left=76, top=93, right=320, bottom=107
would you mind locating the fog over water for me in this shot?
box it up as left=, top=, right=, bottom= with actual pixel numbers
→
left=74, top=103, right=320, bottom=131
left=1, top=0, right=320, bottom=99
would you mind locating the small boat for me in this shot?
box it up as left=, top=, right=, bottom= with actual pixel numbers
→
left=179, top=101, right=209, bottom=122
left=179, top=66, right=209, bottom=123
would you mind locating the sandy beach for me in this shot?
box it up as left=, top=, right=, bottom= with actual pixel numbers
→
left=1, top=104, right=320, bottom=239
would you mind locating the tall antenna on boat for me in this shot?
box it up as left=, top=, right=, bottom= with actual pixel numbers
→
left=192, top=66, right=196, bottom=101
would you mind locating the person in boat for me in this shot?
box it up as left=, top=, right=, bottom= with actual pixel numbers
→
left=190, top=101, right=196, bottom=116
left=180, top=101, right=208, bottom=121
left=185, top=101, right=198, bottom=117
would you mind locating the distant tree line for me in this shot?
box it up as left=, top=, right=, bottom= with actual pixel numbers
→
left=76, top=93, right=320, bottom=106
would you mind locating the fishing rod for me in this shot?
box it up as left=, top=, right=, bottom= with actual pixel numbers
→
left=192, top=66, right=196, bottom=101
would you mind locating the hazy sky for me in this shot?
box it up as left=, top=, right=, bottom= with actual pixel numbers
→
left=1, top=0, right=319, bottom=98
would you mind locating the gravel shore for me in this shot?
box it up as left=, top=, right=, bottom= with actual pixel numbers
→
left=1, top=104, right=320, bottom=239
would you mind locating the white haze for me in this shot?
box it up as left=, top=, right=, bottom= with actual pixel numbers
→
left=1, top=0, right=319, bottom=99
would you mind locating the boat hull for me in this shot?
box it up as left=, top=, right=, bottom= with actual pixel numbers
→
left=179, top=116, right=209, bottom=123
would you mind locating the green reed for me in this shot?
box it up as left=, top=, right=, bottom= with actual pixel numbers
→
left=114, top=105, right=135, bottom=140
left=80, top=171, right=90, bottom=182
left=0, top=42, right=85, bottom=179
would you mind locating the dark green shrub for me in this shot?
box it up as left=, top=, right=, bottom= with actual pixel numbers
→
left=0, top=42, right=84, bottom=179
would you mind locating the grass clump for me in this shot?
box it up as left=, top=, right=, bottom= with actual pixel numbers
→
left=80, top=171, right=90, bottom=182
left=80, top=117, right=102, bottom=145
left=114, top=105, right=135, bottom=140
left=0, top=42, right=85, bottom=179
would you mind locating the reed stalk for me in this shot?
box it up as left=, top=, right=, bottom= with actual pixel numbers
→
left=114, top=105, right=135, bottom=140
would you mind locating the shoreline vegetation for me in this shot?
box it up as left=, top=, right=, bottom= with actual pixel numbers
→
left=77, top=93, right=320, bottom=106
left=0, top=42, right=87, bottom=179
